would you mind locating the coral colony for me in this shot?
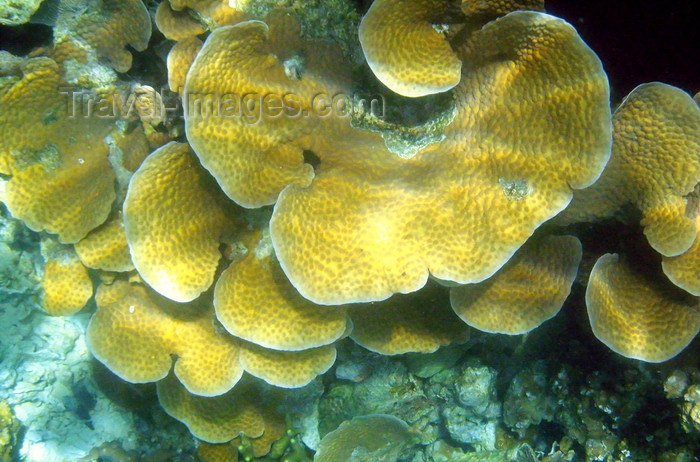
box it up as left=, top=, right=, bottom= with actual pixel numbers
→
left=0, top=0, right=698, bottom=460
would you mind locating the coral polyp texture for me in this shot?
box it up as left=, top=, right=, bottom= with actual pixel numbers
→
left=348, top=284, right=470, bottom=355
left=166, top=37, right=203, bottom=94
left=559, top=83, right=700, bottom=258
left=156, top=373, right=265, bottom=443
left=214, top=231, right=349, bottom=351
left=358, top=0, right=462, bottom=97
left=460, top=0, right=545, bottom=21
left=41, top=239, right=93, bottom=316
left=586, top=254, right=700, bottom=362
left=155, top=1, right=207, bottom=41
left=87, top=280, right=244, bottom=396
left=0, top=57, right=117, bottom=243
left=662, top=209, right=700, bottom=296
left=123, top=141, right=234, bottom=302
left=2, top=0, right=699, bottom=459
left=87, top=277, right=338, bottom=390
left=237, top=342, right=336, bottom=389
left=270, top=11, right=610, bottom=305
left=74, top=211, right=134, bottom=272
left=184, top=14, right=345, bottom=208
left=450, top=235, right=582, bottom=335
left=52, top=0, right=151, bottom=73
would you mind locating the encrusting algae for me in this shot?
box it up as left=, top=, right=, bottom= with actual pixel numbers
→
left=0, top=0, right=698, bottom=460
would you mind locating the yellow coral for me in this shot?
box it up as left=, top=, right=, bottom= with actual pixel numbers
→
left=6, top=2, right=694, bottom=454
left=586, top=253, right=700, bottom=362
left=157, top=373, right=264, bottom=443
left=159, top=373, right=289, bottom=448
left=559, top=83, right=700, bottom=257
left=359, top=0, right=462, bottom=97
left=662, top=217, right=700, bottom=296
left=51, top=0, right=151, bottom=73
left=450, top=235, right=582, bottom=335
left=269, top=12, right=610, bottom=304
left=238, top=342, right=336, bottom=388
left=662, top=185, right=699, bottom=295
left=42, top=247, right=93, bottom=316
left=156, top=1, right=206, bottom=41
left=244, top=409, right=286, bottom=458
left=358, top=0, right=547, bottom=97
left=123, top=142, right=235, bottom=302
left=75, top=211, right=134, bottom=272
left=87, top=281, right=244, bottom=396
left=182, top=9, right=610, bottom=305
left=349, top=284, right=470, bottom=354
left=0, top=57, right=118, bottom=243
left=88, top=277, right=339, bottom=393
left=196, top=442, right=240, bottom=462
left=167, top=37, right=203, bottom=94
left=106, top=121, right=152, bottom=174
left=184, top=15, right=349, bottom=207
left=214, top=230, right=349, bottom=351
left=460, top=0, right=545, bottom=19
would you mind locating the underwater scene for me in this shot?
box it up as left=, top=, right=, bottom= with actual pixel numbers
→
left=0, top=0, right=698, bottom=461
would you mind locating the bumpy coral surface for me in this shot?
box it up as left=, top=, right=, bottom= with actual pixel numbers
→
left=451, top=235, right=581, bottom=334
left=184, top=14, right=345, bottom=208
left=349, top=284, right=470, bottom=354
left=269, top=11, right=610, bottom=305
left=166, top=37, right=203, bottom=94
left=88, top=278, right=338, bottom=392
left=88, top=281, right=244, bottom=396
left=460, top=0, right=544, bottom=20
left=1, top=0, right=698, bottom=459
left=559, top=83, right=700, bottom=258
left=196, top=442, right=240, bottom=462
left=0, top=57, right=117, bottom=243
left=359, top=0, right=462, bottom=97
left=51, top=0, right=151, bottom=74
left=214, top=231, right=349, bottom=351
left=157, top=373, right=264, bottom=443
left=123, top=141, right=234, bottom=302
left=41, top=241, right=93, bottom=316
left=662, top=187, right=700, bottom=295
left=155, top=1, right=207, bottom=41
left=586, top=253, right=700, bottom=362
left=74, top=211, right=134, bottom=272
